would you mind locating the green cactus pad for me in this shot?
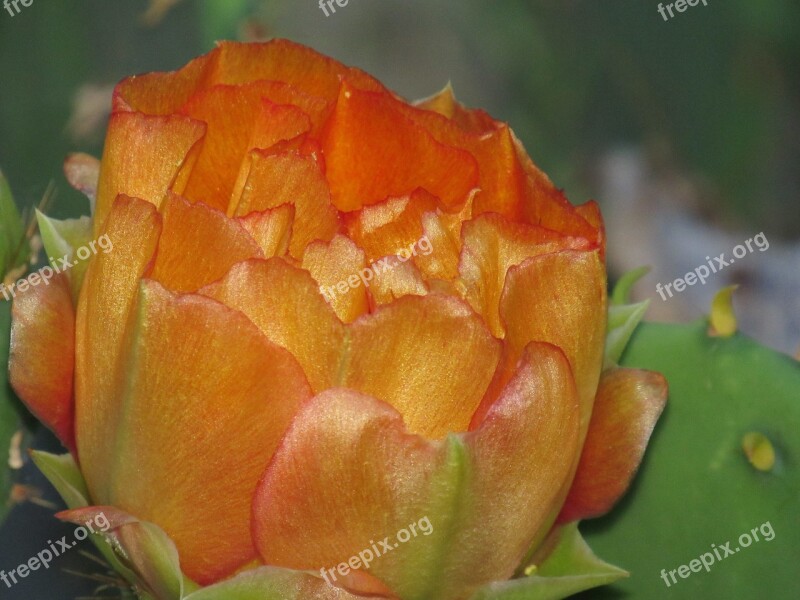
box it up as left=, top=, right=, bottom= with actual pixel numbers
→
left=581, top=319, right=800, bottom=599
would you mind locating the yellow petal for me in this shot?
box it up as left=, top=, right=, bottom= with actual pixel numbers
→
left=342, top=294, right=501, bottom=438
left=94, top=113, right=205, bottom=236
left=200, top=258, right=345, bottom=393
left=499, top=249, right=606, bottom=433
left=105, top=281, right=313, bottom=584
left=149, top=193, right=262, bottom=293
left=302, top=235, right=369, bottom=323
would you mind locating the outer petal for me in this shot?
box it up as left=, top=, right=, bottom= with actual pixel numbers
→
left=342, top=294, right=501, bottom=438
left=211, top=39, right=385, bottom=101
left=459, top=214, right=592, bottom=337
left=499, top=249, right=606, bottom=433
left=253, top=343, right=580, bottom=600
left=94, top=113, right=205, bottom=236
left=75, top=195, right=162, bottom=499
left=558, top=368, right=668, bottom=523
left=9, top=273, right=75, bottom=451
left=149, top=193, right=263, bottom=293
left=113, top=51, right=216, bottom=114
left=63, top=152, right=100, bottom=210
left=106, top=281, right=313, bottom=584
left=200, top=258, right=345, bottom=393
left=321, top=83, right=479, bottom=212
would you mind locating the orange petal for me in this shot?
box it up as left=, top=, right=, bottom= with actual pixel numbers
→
left=200, top=258, right=345, bottom=393
left=397, top=104, right=528, bottom=220
left=321, top=83, right=479, bottom=212
left=558, top=368, right=668, bottom=523
left=253, top=342, right=579, bottom=599
left=342, top=294, right=501, bottom=438
left=243, top=80, right=331, bottom=133
left=94, top=113, right=205, bottom=236
left=227, top=102, right=313, bottom=209
left=75, top=195, right=162, bottom=499
left=231, top=148, right=339, bottom=258
left=236, top=204, right=294, bottom=258
left=575, top=199, right=606, bottom=260
left=253, top=389, right=443, bottom=590
left=344, top=189, right=439, bottom=263
left=455, top=342, right=581, bottom=594
left=459, top=213, right=593, bottom=337
left=366, top=256, right=428, bottom=307
left=105, top=281, right=313, bottom=584
left=9, top=273, right=76, bottom=451
left=212, top=39, right=385, bottom=101
left=415, top=83, right=498, bottom=135
left=149, top=193, right=262, bottom=293
left=413, top=195, right=475, bottom=281
left=113, top=51, right=216, bottom=114
left=179, top=82, right=309, bottom=211
left=499, top=249, right=607, bottom=433
left=514, top=136, right=598, bottom=241
left=302, top=235, right=368, bottom=323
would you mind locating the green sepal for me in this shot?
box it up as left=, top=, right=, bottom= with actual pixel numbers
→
left=604, top=266, right=651, bottom=368
left=0, top=170, right=29, bottom=278
left=610, top=265, right=649, bottom=306
left=184, top=567, right=356, bottom=600
left=604, top=300, right=650, bottom=368
left=469, top=523, right=627, bottom=600
left=35, top=210, right=93, bottom=301
left=29, top=450, right=90, bottom=508
left=30, top=451, right=138, bottom=587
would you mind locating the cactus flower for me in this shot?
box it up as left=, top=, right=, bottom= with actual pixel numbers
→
left=8, top=40, right=667, bottom=600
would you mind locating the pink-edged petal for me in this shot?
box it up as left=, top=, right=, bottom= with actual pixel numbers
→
left=558, top=368, right=668, bottom=523
left=9, top=273, right=76, bottom=451
left=253, top=342, right=579, bottom=600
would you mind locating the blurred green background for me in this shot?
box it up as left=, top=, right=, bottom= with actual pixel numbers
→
left=1, top=0, right=798, bottom=226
